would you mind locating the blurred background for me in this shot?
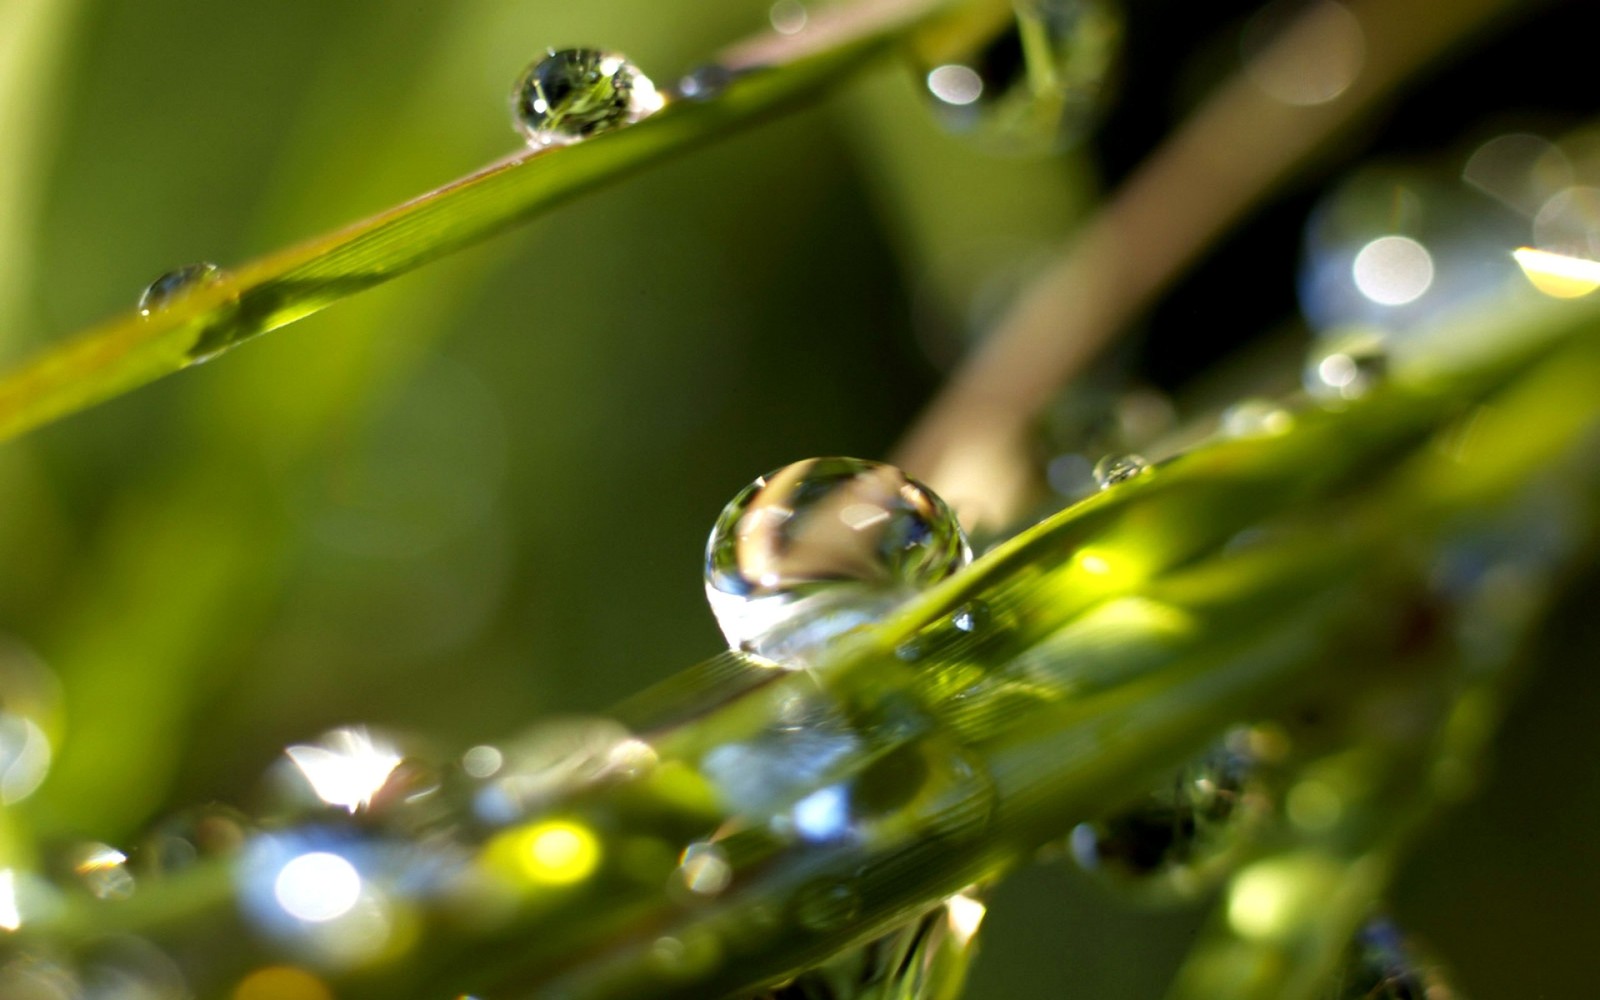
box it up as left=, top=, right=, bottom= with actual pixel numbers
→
left=1, top=0, right=1596, bottom=995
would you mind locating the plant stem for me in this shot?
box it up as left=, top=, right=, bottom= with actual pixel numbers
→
left=893, top=0, right=1522, bottom=529
left=0, top=0, right=965, bottom=445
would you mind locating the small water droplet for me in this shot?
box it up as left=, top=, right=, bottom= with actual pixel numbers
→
left=137, top=262, right=223, bottom=317
left=705, top=458, right=971, bottom=664
left=1220, top=399, right=1295, bottom=439
left=511, top=49, right=664, bottom=147
left=793, top=878, right=862, bottom=932
left=1305, top=330, right=1388, bottom=401
left=1092, top=453, right=1150, bottom=489
left=1069, top=734, right=1266, bottom=899
left=673, top=63, right=735, bottom=101
left=911, top=0, right=1121, bottom=156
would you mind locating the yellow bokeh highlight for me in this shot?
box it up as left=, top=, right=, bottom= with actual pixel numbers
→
left=233, top=966, right=334, bottom=1000
left=1513, top=247, right=1600, bottom=299
left=485, top=819, right=602, bottom=887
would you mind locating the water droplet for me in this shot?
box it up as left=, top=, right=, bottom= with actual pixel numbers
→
left=279, top=726, right=406, bottom=816
left=676, top=842, right=732, bottom=896
left=768, top=0, right=808, bottom=35
left=137, top=262, right=223, bottom=317
left=911, top=0, right=1121, bottom=156
left=1220, top=399, right=1294, bottom=439
left=68, top=843, right=136, bottom=901
left=1305, top=330, right=1387, bottom=401
left=1069, top=734, right=1266, bottom=899
left=511, top=49, right=664, bottom=147
left=793, top=878, right=862, bottom=932
left=705, top=458, right=971, bottom=664
left=236, top=830, right=413, bottom=968
left=762, top=894, right=984, bottom=999
left=1092, top=453, right=1149, bottom=489
left=1331, top=917, right=1456, bottom=999
left=672, top=63, right=736, bottom=102
left=0, top=637, right=58, bottom=806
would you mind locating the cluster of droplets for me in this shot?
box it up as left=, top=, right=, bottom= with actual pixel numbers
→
left=0, top=715, right=673, bottom=997
left=911, top=0, right=1122, bottom=156
left=704, top=458, right=972, bottom=665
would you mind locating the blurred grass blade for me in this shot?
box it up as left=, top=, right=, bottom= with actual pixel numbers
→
left=0, top=0, right=955, bottom=444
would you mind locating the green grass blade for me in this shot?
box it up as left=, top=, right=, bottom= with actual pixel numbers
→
left=0, top=0, right=952, bottom=444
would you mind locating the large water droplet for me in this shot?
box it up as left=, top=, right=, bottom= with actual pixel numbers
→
left=1069, top=732, right=1268, bottom=899
left=1092, top=453, right=1149, bottom=489
left=911, top=0, right=1121, bottom=156
left=511, top=49, right=664, bottom=147
left=137, top=262, right=223, bottom=317
left=705, top=458, right=971, bottom=664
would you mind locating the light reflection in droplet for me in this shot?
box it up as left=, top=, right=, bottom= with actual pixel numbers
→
left=274, top=852, right=363, bottom=923
left=1512, top=246, right=1600, bottom=298
left=945, top=891, right=987, bottom=947
left=792, top=784, right=851, bottom=842
left=768, top=0, right=807, bottom=35
left=486, top=820, right=601, bottom=887
left=0, top=870, right=20, bottom=931
left=926, top=64, right=984, bottom=107
left=1241, top=0, right=1364, bottom=107
left=284, top=727, right=403, bottom=814
left=73, top=843, right=136, bottom=900
left=0, top=712, right=51, bottom=805
left=461, top=745, right=504, bottom=779
left=1350, top=235, right=1434, bottom=305
left=677, top=843, right=733, bottom=896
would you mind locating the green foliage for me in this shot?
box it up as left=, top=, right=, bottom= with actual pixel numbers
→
left=2, top=0, right=1598, bottom=998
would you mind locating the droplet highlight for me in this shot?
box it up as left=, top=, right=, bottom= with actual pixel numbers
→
left=137, top=262, right=223, bottom=317
left=512, top=49, right=664, bottom=147
left=705, top=457, right=971, bottom=664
